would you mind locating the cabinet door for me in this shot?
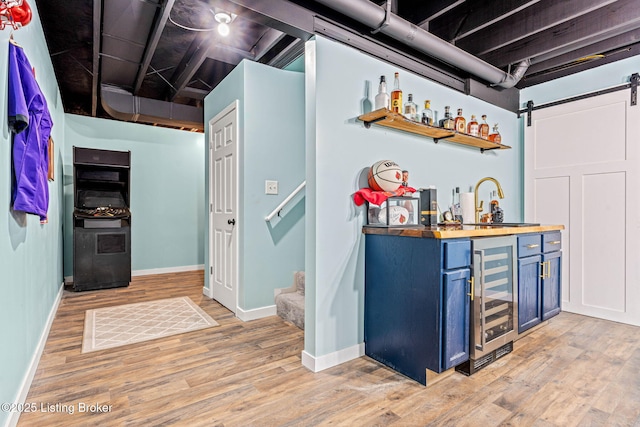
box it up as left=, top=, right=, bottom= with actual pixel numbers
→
left=542, top=251, right=562, bottom=320
left=518, top=255, right=542, bottom=333
left=442, top=268, right=470, bottom=370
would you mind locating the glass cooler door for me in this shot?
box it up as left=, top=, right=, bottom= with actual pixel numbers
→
left=472, top=235, right=518, bottom=358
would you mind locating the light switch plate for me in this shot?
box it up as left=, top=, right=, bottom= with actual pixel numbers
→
left=265, top=180, right=278, bottom=195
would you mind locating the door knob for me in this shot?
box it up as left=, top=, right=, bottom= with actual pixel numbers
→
left=228, top=219, right=236, bottom=225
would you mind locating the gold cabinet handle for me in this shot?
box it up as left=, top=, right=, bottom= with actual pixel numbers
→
left=546, top=260, right=552, bottom=278
left=540, top=261, right=546, bottom=279
left=548, top=240, right=561, bottom=245
left=467, top=277, right=474, bottom=301
left=526, top=244, right=540, bottom=249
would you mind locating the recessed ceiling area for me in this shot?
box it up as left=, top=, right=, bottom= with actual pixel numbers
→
left=35, top=0, right=640, bottom=131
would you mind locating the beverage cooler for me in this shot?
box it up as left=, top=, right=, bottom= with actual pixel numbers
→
left=457, top=235, right=518, bottom=375
left=72, top=147, right=131, bottom=291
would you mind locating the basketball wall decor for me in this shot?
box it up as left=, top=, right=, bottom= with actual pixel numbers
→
left=367, top=160, right=402, bottom=192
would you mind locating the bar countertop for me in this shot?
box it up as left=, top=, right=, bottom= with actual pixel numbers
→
left=362, top=223, right=565, bottom=239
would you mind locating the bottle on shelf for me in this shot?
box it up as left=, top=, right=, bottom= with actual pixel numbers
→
left=390, top=72, right=402, bottom=114
left=467, top=114, right=479, bottom=136
left=404, top=93, right=419, bottom=121
left=374, top=75, right=390, bottom=110
left=421, top=100, right=434, bottom=126
left=440, top=106, right=455, bottom=129
left=479, top=115, right=490, bottom=139
left=454, top=108, right=466, bottom=133
left=488, top=124, right=502, bottom=144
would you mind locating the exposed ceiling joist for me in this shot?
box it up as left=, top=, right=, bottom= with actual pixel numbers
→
left=428, top=0, right=539, bottom=40
left=252, top=28, right=288, bottom=61
left=455, top=0, right=619, bottom=56
left=166, top=31, right=216, bottom=101
left=92, top=0, right=102, bottom=117
left=407, top=0, right=465, bottom=30
left=478, top=0, right=640, bottom=66
left=525, top=28, right=640, bottom=75
left=133, top=0, right=175, bottom=95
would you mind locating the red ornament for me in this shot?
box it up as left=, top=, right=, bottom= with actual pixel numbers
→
left=1, top=0, right=32, bottom=30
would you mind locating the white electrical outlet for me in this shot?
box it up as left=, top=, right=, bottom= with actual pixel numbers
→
left=265, top=180, right=278, bottom=195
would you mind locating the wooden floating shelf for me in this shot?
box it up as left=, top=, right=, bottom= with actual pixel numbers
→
left=357, top=108, right=511, bottom=153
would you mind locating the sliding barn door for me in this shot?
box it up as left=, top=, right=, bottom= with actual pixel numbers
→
left=524, top=89, right=640, bottom=326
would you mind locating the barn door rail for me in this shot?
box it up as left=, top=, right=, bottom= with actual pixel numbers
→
left=265, top=181, right=306, bottom=222
left=519, top=72, right=639, bottom=126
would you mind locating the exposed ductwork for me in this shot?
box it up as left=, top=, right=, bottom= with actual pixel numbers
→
left=101, top=85, right=204, bottom=131
left=313, top=0, right=530, bottom=88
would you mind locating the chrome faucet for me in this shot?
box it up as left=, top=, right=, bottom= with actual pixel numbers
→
left=474, top=177, right=504, bottom=223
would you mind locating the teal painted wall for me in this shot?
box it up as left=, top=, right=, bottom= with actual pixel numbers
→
left=63, top=115, right=205, bottom=276
left=285, top=56, right=305, bottom=73
left=0, top=6, right=66, bottom=426
left=305, top=36, right=523, bottom=357
left=204, top=60, right=305, bottom=311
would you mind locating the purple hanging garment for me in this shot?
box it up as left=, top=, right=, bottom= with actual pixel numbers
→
left=7, top=41, right=53, bottom=221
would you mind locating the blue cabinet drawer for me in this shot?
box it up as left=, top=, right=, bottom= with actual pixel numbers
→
left=443, top=239, right=471, bottom=270
left=517, top=234, right=542, bottom=257
left=543, top=231, right=562, bottom=253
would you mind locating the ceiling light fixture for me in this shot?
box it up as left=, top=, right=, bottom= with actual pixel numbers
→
left=214, top=11, right=234, bottom=37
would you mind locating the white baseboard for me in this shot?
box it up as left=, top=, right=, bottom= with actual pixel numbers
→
left=65, top=264, right=205, bottom=284
left=301, top=343, right=365, bottom=373
left=235, top=305, right=277, bottom=322
left=202, top=286, right=213, bottom=299
left=132, top=264, right=204, bottom=277
left=7, top=282, right=64, bottom=427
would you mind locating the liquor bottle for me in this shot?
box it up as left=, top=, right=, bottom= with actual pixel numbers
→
left=467, top=115, right=479, bottom=136
left=438, top=106, right=449, bottom=127
left=479, top=115, right=490, bottom=140
left=421, top=100, right=434, bottom=125
left=404, top=93, right=418, bottom=121
left=488, top=124, right=502, bottom=144
left=441, top=106, right=455, bottom=129
left=454, top=108, right=466, bottom=133
left=390, top=72, right=402, bottom=114
left=374, top=75, right=390, bottom=110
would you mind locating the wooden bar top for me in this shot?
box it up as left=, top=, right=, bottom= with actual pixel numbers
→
left=363, top=223, right=564, bottom=239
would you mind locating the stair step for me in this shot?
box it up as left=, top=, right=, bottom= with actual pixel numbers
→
left=275, top=271, right=305, bottom=330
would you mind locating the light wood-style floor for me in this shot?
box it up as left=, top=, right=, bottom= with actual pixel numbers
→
left=19, top=271, right=640, bottom=426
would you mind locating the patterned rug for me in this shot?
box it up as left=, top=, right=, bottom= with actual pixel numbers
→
left=82, top=296, right=219, bottom=353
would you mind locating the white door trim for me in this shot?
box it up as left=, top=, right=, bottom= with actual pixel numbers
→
left=208, top=99, right=240, bottom=314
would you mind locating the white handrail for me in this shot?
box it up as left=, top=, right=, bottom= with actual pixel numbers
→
left=265, top=181, right=306, bottom=222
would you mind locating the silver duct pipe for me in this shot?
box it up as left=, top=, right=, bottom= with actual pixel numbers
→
left=314, top=0, right=530, bottom=88
left=101, top=85, right=204, bottom=131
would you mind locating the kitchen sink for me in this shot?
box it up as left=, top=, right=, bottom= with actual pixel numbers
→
left=464, top=223, right=541, bottom=227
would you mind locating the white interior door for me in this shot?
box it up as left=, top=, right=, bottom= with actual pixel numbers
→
left=209, top=101, right=239, bottom=313
left=524, top=89, right=640, bottom=326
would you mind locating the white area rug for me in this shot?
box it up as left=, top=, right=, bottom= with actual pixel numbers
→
left=82, top=297, right=219, bottom=353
